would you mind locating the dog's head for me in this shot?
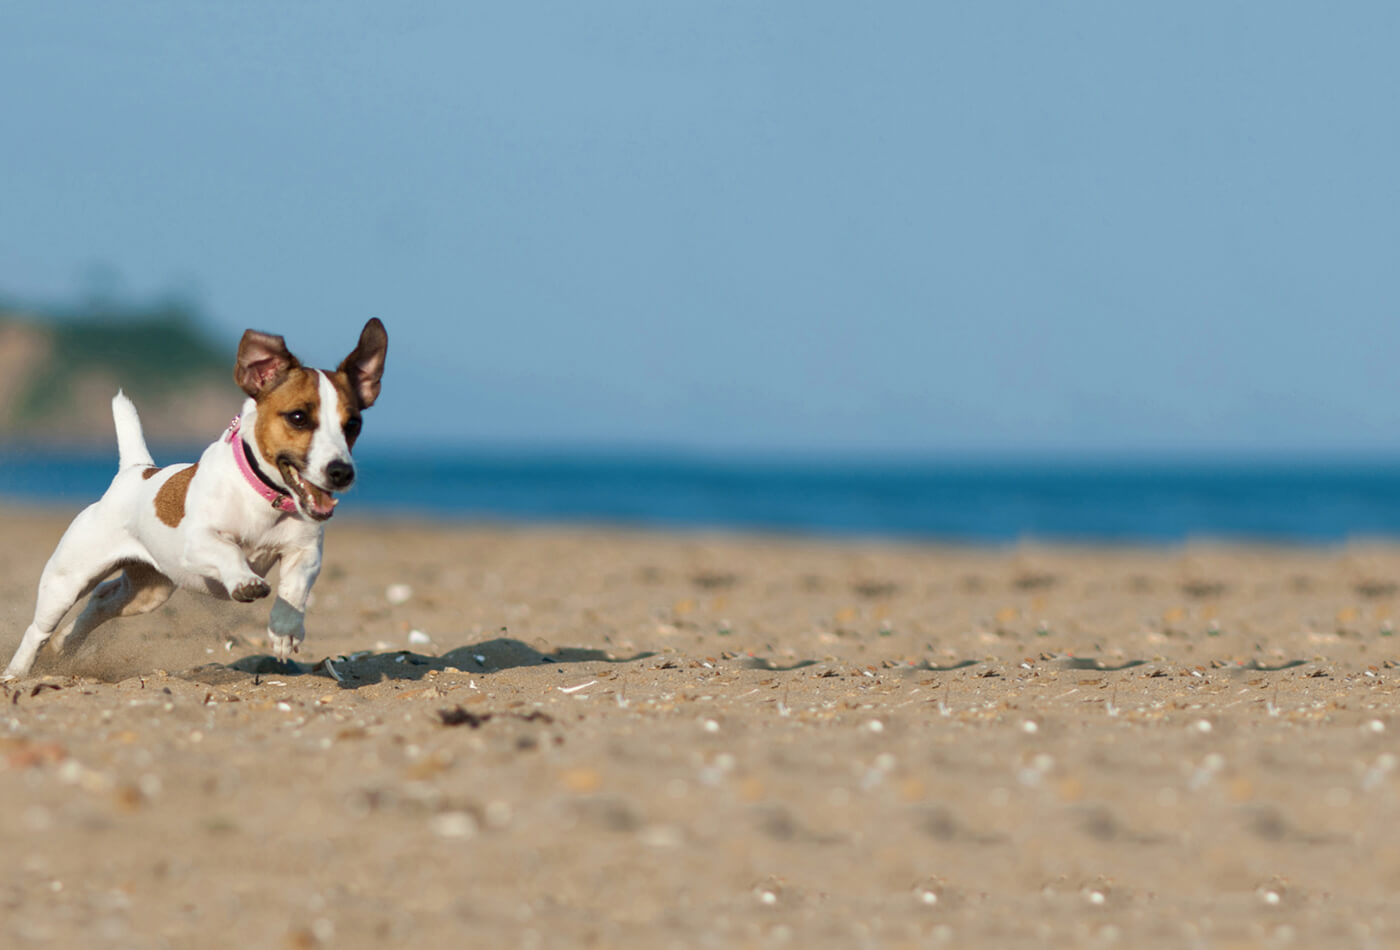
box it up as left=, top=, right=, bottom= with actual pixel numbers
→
left=233, top=318, right=388, bottom=521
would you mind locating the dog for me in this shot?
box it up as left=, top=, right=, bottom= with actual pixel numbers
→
left=3, top=318, right=388, bottom=679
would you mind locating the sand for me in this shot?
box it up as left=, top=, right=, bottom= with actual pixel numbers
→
left=0, top=503, right=1397, bottom=948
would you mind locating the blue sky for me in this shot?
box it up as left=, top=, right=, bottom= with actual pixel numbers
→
left=3, top=2, right=1399, bottom=458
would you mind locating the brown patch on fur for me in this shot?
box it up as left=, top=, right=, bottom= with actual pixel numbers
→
left=140, top=467, right=160, bottom=480
left=154, top=465, right=198, bottom=527
left=253, top=368, right=320, bottom=466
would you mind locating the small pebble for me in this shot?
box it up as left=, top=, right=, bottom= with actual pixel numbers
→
left=431, top=811, right=478, bottom=839
left=560, top=768, right=602, bottom=793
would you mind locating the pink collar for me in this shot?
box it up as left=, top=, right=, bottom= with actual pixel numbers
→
left=224, top=416, right=297, bottom=513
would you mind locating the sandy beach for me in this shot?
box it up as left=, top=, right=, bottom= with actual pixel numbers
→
left=1, top=503, right=1397, bottom=948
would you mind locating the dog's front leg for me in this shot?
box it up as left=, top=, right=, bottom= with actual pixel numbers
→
left=183, top=531, right=271, bottom=603
left=268, top=542, right=323, bottom=661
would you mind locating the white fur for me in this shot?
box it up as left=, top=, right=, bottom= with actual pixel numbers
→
left=306, top=370, right=354, bottom=489
left=112, top=390, right=154, bottom=469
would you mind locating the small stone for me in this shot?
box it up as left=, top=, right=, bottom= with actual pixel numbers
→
left=430, top=811, right=477, bottom=839
left=560, top=767, right=602, bottom=793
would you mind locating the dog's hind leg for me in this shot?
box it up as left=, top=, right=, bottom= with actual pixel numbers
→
left=4, top=505, right=146, bottom=679
left=52, top=562, right=175, bottom=658
left=6, top=572, right=107, bottom=680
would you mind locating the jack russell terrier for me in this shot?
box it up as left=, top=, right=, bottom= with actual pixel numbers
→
left=3, top=318, right=388, bottom=679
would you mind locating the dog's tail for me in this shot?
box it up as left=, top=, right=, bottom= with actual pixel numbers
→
left=112, top=390, right=155, bottom=470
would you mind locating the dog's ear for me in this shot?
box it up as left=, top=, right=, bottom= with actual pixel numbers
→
left=235, top=330, right=301, bottom=396
left=338, top=318, right=388, bottom=408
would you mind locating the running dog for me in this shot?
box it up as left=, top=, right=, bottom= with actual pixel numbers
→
left=3, top=318, right=388, bottom=678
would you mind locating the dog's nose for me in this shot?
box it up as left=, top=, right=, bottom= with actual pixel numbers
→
left=326, top=460, right=355, bottom=490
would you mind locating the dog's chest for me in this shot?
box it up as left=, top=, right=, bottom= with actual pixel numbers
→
left=237, top=519, right=321, bottom=567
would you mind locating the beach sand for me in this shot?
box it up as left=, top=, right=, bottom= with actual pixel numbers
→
left=0, top=503, right=1397, bottom=948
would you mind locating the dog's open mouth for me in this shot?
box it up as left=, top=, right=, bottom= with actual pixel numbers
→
left=277, top=460, right=339, bottom=521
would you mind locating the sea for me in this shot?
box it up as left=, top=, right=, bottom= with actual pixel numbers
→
left=3, top=448, right=1400, bottom=544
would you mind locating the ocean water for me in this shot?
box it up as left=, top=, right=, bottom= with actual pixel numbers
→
left=3, top=449, right=1400, bottom=543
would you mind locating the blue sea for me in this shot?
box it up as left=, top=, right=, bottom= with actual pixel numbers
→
left=4, top=448, right=1400, bottom=543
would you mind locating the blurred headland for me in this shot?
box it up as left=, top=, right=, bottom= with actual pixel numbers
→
left=0, top=291, right=233, bottom=448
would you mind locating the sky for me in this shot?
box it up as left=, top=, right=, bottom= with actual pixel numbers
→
left=3, top=2, right=1400, bottom=459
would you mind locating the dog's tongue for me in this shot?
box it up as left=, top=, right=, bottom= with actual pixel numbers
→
left=305, top=484, right=338, bottom=518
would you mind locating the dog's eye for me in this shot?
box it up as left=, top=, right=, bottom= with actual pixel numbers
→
left=284, top=410, right=313, bottom=430
left=344, top=417, right=362, bottom=438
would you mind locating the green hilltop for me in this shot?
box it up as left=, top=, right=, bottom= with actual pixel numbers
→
left=0, top=294, right=233, bottom=444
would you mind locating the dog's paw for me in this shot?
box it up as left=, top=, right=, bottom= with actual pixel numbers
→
left=268, top=629, right=303, bottom=661
left=231, top=578, right=272, bottom=602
